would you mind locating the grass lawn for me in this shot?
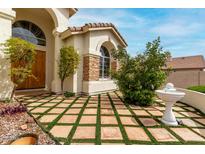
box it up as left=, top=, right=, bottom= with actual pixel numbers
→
left=187, top=86, right=205, bottom=94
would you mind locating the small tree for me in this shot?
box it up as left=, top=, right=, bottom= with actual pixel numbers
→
left=2, top=37, right=36, bottom=101
left=58, top=46, right=80, bottom=94
left=112, top=37, right=170, bottom=106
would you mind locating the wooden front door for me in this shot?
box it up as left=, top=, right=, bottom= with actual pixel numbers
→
left=15, top=50, right=46, bottom=90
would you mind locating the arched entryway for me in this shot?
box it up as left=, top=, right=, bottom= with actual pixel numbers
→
left=12, top=20, right=46, bottom=89
left=12, top=8, right=56, bottom=90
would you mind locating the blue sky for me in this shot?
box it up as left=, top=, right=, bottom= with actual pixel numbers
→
left=69, top=8, right=205, bottom=57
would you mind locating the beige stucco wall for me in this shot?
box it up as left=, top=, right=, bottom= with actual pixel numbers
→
left=177, top=88, right=205, bottom=114
left=63, top=29, right=122, bottom=95
left=0, top=9, right=16, bottom=100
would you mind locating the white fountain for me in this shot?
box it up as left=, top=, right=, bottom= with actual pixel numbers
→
left=156, top=83, right=185, bottom=126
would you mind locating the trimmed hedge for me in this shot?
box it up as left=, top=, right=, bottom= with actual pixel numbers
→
left=187, top=85, right=205, bottom=94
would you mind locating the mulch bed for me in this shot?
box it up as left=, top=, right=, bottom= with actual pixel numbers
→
left=0, top=101, right=57, bottom=145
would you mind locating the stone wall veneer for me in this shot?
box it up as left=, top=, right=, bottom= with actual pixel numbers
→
left=83, top=54, right=100, bottom=81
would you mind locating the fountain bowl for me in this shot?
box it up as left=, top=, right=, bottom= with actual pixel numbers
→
left=156, top=90, right=185, bottom=102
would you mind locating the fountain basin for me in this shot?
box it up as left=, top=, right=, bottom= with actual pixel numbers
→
left=156, top=90, right=185, bottom=102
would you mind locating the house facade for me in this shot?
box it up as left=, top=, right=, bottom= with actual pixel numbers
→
left=0, top=8, right=127, bottom=100
left=164, top=55, right=205, bottom=88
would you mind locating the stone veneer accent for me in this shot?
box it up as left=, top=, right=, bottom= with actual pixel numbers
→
left=83, top=54, right=100, bottom=81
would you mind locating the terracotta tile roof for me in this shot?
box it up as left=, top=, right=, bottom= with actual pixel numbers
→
left=165, top=55, right=205, bottom=70
left=67, top=23, right=127, bottom=46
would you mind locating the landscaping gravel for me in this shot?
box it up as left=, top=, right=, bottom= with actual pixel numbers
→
left=0, top=102, right=57, bottom=145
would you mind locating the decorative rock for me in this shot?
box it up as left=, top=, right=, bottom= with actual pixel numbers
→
left=26, top=117, right=34, bottom=123
left=20, top=124, right=28, bottom=130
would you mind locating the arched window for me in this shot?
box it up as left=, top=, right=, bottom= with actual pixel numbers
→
left=99, top=46, right=110, bottom=78
left=12, top=20, right=46, bottom=46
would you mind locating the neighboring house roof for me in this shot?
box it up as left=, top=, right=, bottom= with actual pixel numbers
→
left=61, top=23, right=128, bottom=47
left=164, top=55, right=205, bottom=70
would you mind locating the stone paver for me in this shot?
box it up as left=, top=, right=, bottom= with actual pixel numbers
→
left=139, top=118, right=159, bottom=126
left=50, top=125, right=72, bottom=138
left=194, top=118, right=205, bottom=125
left=39, top=115, right=58, bottom=123
left=83, top=108, right=97, bottom=114
left=101, top=116, right=118, bottom=125
left=114, top=105, right=127, bottom=109
left=180, top=112, right=201, bottom=118
left=66, top=108, right=81, bottom=114
left=72, top=104, right=84, bottom=108
left=27, top=102, right=42, bottom=107
left=38, top=99, right=49, bottom=103
left=31, top=107, right=49, bottom=113
left=120, top=116, right=138, bottom=126
left=58, top=115, right=78, bottom=124
left=42, top=103, right=56, bottom=107
left=48, top=108, right=65, bottom=114
left=21, top=91, right=205, bottom=145
left=86, top=104, right=98, bottom=108
left=171, top=128, right=205, bottom=141
left=56, top=103, right=70, bottom=108
left=193, top=129, right=205, bottom=138
left=101, top=127, right=123, bottom=140
left=73, top=126, right=96, bottom=139
left=125, top=127, right=150, bottom=141
left=181, top=119, right=203, bottom=127
left=148, top=110, right=163, bottom=116
left=117, top=109, right=132, bottom=115
left=80, top=116, right=96, bottom=124
left=148, top=128, right=178, bottom=142
left=50, top=99, right=62, bottom=103
left=101, top=109, right=114, bottom=115
left=133, top=110, right=150, bottom=116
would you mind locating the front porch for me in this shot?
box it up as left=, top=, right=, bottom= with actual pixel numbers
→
left=15, top=91, right=205, bottom=145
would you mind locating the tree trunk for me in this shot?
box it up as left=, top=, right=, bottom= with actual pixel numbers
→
left=61, top=80, right=64, bottom=95
left=10, top=84, right=16, bottom=103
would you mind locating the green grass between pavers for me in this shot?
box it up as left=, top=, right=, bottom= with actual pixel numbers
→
left=23, top=92, right=205, bottom=145
left=188, top=85, right=205, bottom=94
left=64, top=96, right=91, bottom=145
left=95, top=94, right=101, bottom=145
left=107, top=93, right=131, bottom=145
left=46, top=97, right=79, bottom=131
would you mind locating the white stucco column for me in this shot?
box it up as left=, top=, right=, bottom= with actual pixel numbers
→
left=0, top=9, right=16, bottom=100
left=51, top=29, right=62, bottom=93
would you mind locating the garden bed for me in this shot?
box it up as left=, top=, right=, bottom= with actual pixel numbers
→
left=0, top=101, right=57, bottom=145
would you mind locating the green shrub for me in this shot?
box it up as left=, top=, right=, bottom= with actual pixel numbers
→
left=1, top=37, right=36, bottom=101
left=64, top=91, right=75, bottom=98
left=188, top=85, right=205, bottom=93
left=112, top=37, right=170, bottom=106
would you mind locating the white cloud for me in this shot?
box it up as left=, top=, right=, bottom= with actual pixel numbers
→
left=151, top=21, right=203, bottom=37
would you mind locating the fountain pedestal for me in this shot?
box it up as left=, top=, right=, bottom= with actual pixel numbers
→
left=161, top=101, right=178, bottom=126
